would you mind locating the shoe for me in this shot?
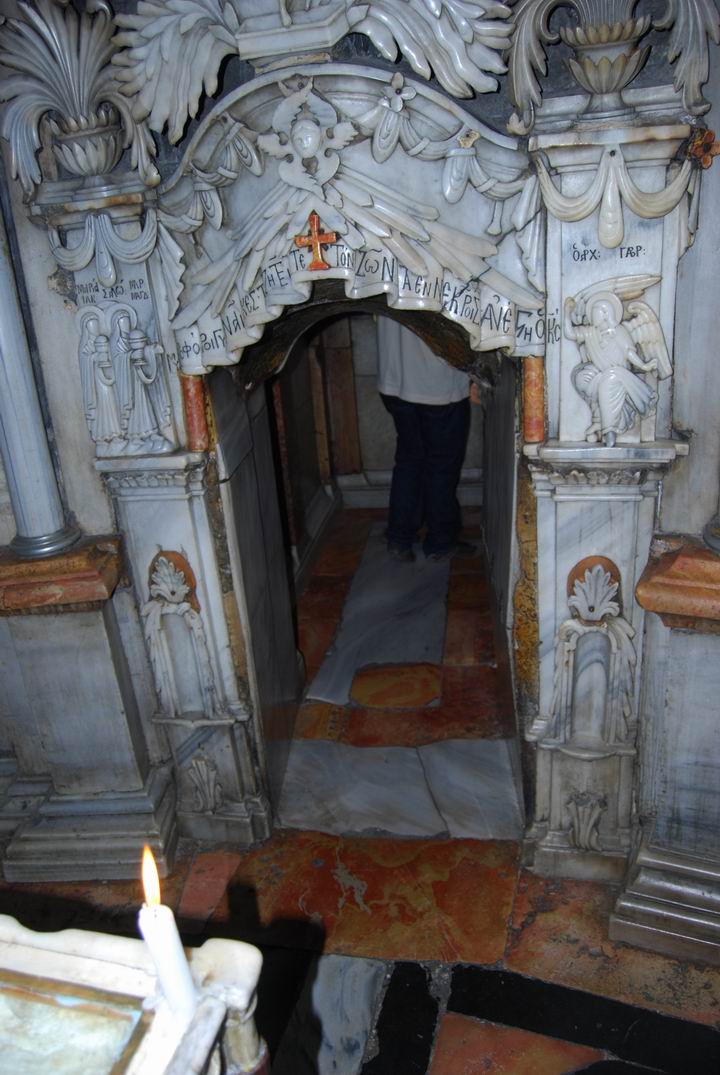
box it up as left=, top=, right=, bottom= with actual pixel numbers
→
left=427, top=541, right=480, bottom=562
left=387, top=543, right=416, bottom=562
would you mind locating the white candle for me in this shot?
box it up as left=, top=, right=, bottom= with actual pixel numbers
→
left=138, top=846, right=198, bottom=1022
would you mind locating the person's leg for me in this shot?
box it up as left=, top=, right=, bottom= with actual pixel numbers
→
left=381, top=393, right=425, bottom=550
left=419, top=397, right=471, bottom=557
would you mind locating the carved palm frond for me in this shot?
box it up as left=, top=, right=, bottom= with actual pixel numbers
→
left=655, top=0, right=720, bottom=114
left=113, top=0, right=240, bottom=143
left=149, top=555, right=190, bottom=603
left=568, top=564, right=619, bottom=622
left=0, top=0, right=158, bottom=193
left=350, top=0, right=513, bottom=98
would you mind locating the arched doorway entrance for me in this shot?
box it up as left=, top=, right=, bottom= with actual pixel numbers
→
left=207, top=294, right=524, bottom=839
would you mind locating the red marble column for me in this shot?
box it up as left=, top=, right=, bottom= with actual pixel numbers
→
left=522, top=356, right=545, bottom=444
left=181, top=374, right=210, bottom=452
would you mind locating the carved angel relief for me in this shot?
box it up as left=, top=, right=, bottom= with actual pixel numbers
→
left=170, top=76, right=542, bottom=363
left=564, top=275, right=672, bottom=446
left=76, top=303, right=175, bottom=456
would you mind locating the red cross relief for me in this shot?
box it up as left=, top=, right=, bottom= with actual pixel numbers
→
left=294, top=211, right=338, bottom=271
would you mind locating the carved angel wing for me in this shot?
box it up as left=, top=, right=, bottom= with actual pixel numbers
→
left=325, top=122, right=358, bottom=152
left=113, top=0, right=240, bottom=143
left=175, top=151, right=542, bottom=329
left=625, top=301, right=672, bottom=380
left=573, top=274, right=661, bottom=310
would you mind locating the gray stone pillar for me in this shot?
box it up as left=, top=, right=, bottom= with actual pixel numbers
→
left=0, top=208, right=78, bottom=557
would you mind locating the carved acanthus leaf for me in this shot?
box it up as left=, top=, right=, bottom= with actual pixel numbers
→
left=347, top=0, right=513, bottom=99
left=656, top=0, right=720, bottom=115
left=113, top=0, right=239, bottom=144
left=0, top=0, right=159, bottom=194
left=112, top=0, right=514, bottom=141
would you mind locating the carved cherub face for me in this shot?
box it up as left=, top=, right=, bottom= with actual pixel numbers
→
left=590, top=299, right=617, bottom=331
left=290, top=117, right=323, bottom=160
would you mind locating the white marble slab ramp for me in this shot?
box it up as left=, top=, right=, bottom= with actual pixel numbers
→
left=306, top=523, right=451, bottom=705
left=271, top=954, right=386, bottom=1075
left=276, top=738, right=524, bottom=840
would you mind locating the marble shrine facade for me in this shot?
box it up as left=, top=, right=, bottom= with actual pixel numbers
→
left=1, top=0, right=720, bottom=968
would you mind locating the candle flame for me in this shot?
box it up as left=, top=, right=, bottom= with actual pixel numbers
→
left=142, top=845, right=161, bottom=906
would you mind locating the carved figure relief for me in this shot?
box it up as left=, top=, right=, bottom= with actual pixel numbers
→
left=77, top=304, right=175, bottom=455
left=564, top=275, right=672, bottom=446
left=141, top=551, right=224, bottom=722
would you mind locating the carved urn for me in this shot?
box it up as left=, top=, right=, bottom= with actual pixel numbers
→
left=49, top=103, right=124, bottom=180
left=560, top=7, right=652, bottom=113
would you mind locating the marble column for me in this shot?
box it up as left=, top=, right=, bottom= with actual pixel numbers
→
left=0, top=207, right=78, bottom=558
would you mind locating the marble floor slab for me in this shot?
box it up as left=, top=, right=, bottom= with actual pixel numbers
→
left=307, top=525, right=451, bottom=705
left=277, top=738, right=524, bottom=840
left=273, top=954, right=387, bottom=1075
left=418, top=739, right=524, bottom=840
left=276, top=739, right=448, bottom=837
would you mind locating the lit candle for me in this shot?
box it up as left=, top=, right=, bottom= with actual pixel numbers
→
left=138, top=845, right=198, bottom=1021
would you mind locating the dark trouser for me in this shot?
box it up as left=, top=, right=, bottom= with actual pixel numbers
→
left=381, top=393, right=470, bottom=556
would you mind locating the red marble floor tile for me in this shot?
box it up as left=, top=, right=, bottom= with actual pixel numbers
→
left=312, top=541, right=364, bottom=578
left=341, top=705, right=513, bottom=747
left=442, top=665, right=514, bottom=718
left=448, top=573, right=493, bottom=609
left=297, top=575, right=350, bottom=620
left=297, top=616, right=337, bottom=680
left=429, top=1013, right=604, bottom=1074
left=450, top=546, right=488, bottom=575
left=505, top=869, right=720, bottom=1026
left=443, top=608, right=495, bottom=667
left=294, top=701, right=347, bottom=741
left=326, top=510, right=384, bottom=545
left=214, top=830, right=518, bottom=963
left=177, top=850, right=244, bottom=932
left=350, top=663, right=442, bottom=708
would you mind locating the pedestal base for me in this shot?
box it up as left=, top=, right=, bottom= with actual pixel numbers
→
left=177, top=794, right=271, bottom=846
left=609, top=843, right=720, bottom=965
left=530, top=841, right=629, bottom=884
left=3, top=765, right=177, bottom=882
